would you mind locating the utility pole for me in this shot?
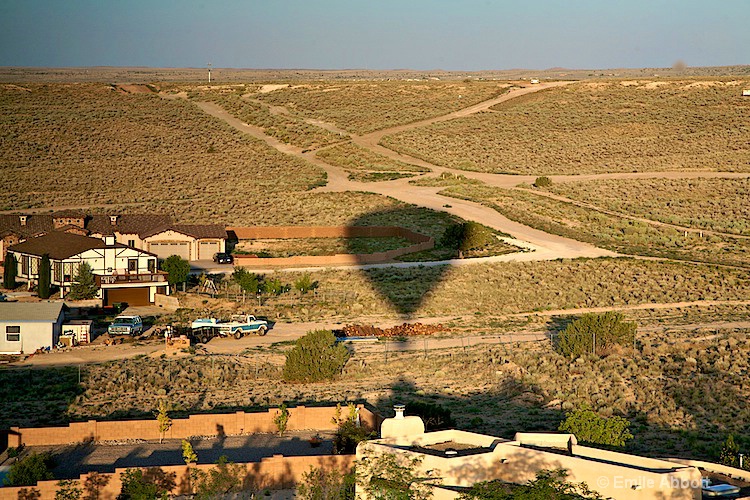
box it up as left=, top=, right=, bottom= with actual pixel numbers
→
left=207, top=62, right=212, bottom=83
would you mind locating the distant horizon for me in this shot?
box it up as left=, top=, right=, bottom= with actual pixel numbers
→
left=1, top=1, right=748, bottom=70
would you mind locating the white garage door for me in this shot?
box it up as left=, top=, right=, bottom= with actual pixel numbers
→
left=199, top=241, right=221, bottom=260
left=149, top=242, right=190, bottom=260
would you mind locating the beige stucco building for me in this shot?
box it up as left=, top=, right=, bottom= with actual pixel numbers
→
left=358, top=407, right=704, bottom=499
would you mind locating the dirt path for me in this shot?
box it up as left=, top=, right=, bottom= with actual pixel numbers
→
left=17, top=300, right=750, bottom=367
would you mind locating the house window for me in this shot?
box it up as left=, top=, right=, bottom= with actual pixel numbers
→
left=6, top=326, right=20, bottom=342
left=128, top=239, right=136, bottom=247
left=147, top=259, right=156, bottom=273
left=22, top=256, right=29, bottom=275
left=128, top=259, right=137, bottom=272
left=54, top=262, right=62, bottom=282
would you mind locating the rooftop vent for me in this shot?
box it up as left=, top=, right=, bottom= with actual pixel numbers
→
left=19, top=215, right=27, bottom=226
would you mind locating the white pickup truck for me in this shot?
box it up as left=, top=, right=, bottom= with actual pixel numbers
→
left=191, top=314, right=268, bottom=339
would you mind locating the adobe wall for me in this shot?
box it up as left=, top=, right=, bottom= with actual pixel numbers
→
left=8, top=405, right=381, bottom=448
left=0, top=454, right=355, bottom=500
left=226, top=226, right=434, bottom=267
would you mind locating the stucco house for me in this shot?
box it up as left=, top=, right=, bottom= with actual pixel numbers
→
left=8, top=232, right=169, bottom=306
left=0, top=302, right=66, bottom=354
left=359, top=406, right=705, bottom=500
left=0, top=211, right=226, bottom=263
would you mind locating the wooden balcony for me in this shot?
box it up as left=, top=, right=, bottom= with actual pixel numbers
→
left=96, top=271, right=168, bottom=286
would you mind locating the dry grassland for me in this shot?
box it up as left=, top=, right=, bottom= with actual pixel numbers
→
left=0, top=83, right=325, bottom=213
left=381, top=79, right=750, bottom=174
left=8, top=317, right=745, bottom=460
left=549, top=178, right=750, bottom=235
left=236, top=236, right=412, bottom=257
left=255, top=81, right=510, bottom=134
left=441, top=183, right=750, bottom=267
left=316, top=141, right=429, bottom=181
left=187, top=88, right=347, bottom=149
left=200, top=258, right=750, bottom=322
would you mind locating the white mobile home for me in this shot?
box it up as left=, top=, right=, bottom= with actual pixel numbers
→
left=0, top=302, right=66, bottom=354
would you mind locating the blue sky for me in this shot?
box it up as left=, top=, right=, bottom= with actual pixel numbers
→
left=0, top=0, right=747, bottom=70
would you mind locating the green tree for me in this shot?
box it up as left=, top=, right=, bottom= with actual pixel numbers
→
left=38, top=254, right=51, bottom=299
left=283, top=330, right=350, bottom=382
left=719, top=434, right=740, bottom=467
left=460, top=469, right=602, bottom=499
left=356, top=451, right=434, bottom=500
left=119, top=468, right=175, bottom=500
left=160, top=255, right=190, bottom=291
left=557, top=312, right=636, bottom=358
left=3, top=252, right=17, bottom=289
left=6, top=452, right=54, bottom=486
left=440, top=222, right=494, bottom=256
left=68, top=262, right=97, bottom=300
left=262, top=277, right=288, bottom=295
left=182, top=440, right=198, bottom=465
left=232, top=266, right=260, bottom=294
left=558, top=406, right=633, bottom=448
left=155, top=400, right=172, bottom=444
left=294, top=273, right=317, bottom=294
left=274, top=403, right=290, bottom=436
left=405, top=401, right=455, bottom=431
left=55, top=479, right=82, bottom=500
left=190, top=456, right=246, bottom=499
left=297, top=465, right=356, bottom=500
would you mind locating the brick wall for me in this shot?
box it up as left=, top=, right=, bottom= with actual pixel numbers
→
left=226, top=226, right=434, bottom=267
left=0, top=454, right=356, bottom=500
left=8, top=405, right=381, bottom=448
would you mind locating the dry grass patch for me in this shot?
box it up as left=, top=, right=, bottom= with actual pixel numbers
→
left=549, top=177, right=750, bottom=235
left=316, top=141, right=429, bottom=182
left=382, top=79, right=750, bottom=174
left=442, top=183, right=750, bottom=267
left=0, top=83, right=325, bottom=213
left=235, top=236, right=412, bottom=257
left=255, top=81, right=510, bottom=134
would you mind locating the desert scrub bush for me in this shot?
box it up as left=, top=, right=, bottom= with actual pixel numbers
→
left=283, top=330, right=350, bottom=382
left=255, top=80, right=510, bottom=134
left=405, top=401, right=456, bottom=431
left=298, top=465, right=356, bottom=500
left=0, top=83, right=325, bottom=215
left=460, top=469, right=601, bottom=499
left=441, top=221, right=498, bottom=256
left=381, top=79, right=750, bottom=174
left=550, top=178, right=750, bottom=236
left=119, top=467, right=175, bottom=500
left=557, top=312, right=636, bottom=358
left=409, top=171, right=482, bottom=187
left=534, top=176, right=552, bottom=188
left=558, top=406, right=633, bottom=447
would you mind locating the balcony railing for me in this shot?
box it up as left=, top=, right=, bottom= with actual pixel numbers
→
left=96, top=271, right=168, bottom=286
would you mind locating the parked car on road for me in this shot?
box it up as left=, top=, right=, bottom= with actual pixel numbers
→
left=213, top=252, right=234, bottom=264
left=107, top=315, right=144, bottom=336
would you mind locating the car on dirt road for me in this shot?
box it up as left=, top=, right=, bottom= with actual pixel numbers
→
left=107, top=315, right=144, bottom=336
left=191, top=314, right=268, bottom=340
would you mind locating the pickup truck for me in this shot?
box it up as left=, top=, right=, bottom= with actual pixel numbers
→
left=191, top=314, right=268, bottom=339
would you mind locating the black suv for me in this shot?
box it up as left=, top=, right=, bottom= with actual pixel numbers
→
left=213, top=252, right=234, bottom=264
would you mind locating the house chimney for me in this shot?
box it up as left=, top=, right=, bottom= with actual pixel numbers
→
left=19, top=215, right=27, bottom=226
left=104, top=235, right=115, bottom=246
left=109, top=215, right=118, bottom=225
left=394, top=404, right=405, bottom=419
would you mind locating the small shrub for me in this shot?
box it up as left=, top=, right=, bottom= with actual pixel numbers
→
left=119, top=467, right=175, bottom=500
left=559, top=406, right=633, bottom=447
left=719, top=434, right=740, bottom=467
left=557, top=312, right=636, bottom=358
left=283, top=330, right=350, bottom=382
left=333, top=420, right=375, bottom=454
left=232, top=266, right=260, bottom=294
left=406, top=401, right=456, bottom=431
left=534, top=176, right=552, bottom=188
left=294, top=273, right=318, bottom=294
left=190, top=456, right=245, bottom=499
left=182, top=440, right=198, bottom=465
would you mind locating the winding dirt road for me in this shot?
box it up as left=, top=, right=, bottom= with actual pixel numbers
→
left=192, top=82, right=749, bottom=265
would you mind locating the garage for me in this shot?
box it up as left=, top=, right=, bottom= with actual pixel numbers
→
left=199, top=240, right=221, bottom=260
left=103, top=287, right=150, bottom=307
left=149, top=241, right=190, bottom=260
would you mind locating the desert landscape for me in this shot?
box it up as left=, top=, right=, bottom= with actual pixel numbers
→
left=1, top=64, right=749, bottom=497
